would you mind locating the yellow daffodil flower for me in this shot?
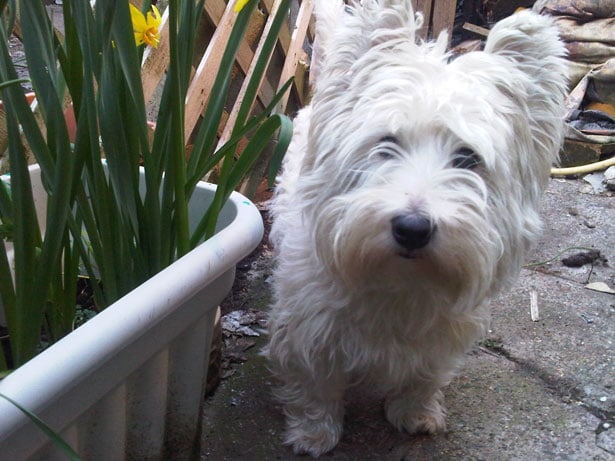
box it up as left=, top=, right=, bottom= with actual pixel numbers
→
left=129, top=3, right=162, bottom=48
left=234, top=0, right=250, bottom=12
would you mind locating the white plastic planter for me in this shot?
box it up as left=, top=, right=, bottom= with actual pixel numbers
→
left=0, top=165, right=264, bottom=459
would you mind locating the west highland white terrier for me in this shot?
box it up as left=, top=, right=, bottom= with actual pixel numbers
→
left=266, top=0, right=568, bottom=456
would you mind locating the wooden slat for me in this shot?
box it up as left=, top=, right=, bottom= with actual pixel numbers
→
left=293, top=50, right=310, bottom=107
left=218, top=0, right=288, bottom=148
left=184, top=0, right=239, bottom=142
left=463, top=22, right=490, bottom=38
left=262, top=0, right=292, bottom=55
left=142, top=0, right=276, bottom=129
left=306, top=7, right=316, bottom=44
left=141, top=8, right=170, bottom=104
left=205, top=0, right=273, bottom=102
left=430, top=0, right=457, bottom=42
left=413, top=0, right=433, bottom=39
left=203, top=1, right=275, bottom=118
left=276, top=0, right=314, bottom=113
left=203, top=0, right=226, bottom=23
left=139, top=0, right=311, bottom=144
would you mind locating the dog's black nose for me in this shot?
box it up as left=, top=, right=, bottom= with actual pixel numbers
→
left=391, top=215, right=434, bottom=250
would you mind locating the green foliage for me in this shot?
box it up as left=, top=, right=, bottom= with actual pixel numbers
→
left=0, top=393, right=84, bottom=460
left=0, top=0, right=292, bottom=369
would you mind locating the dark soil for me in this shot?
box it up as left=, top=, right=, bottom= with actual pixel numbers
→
left=220, top=198, right=274, bottom=317
left=208, top=199, right=274, bottom=395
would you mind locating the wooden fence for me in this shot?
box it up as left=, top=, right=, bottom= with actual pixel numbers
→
left=139, top=0, right=314, bottom=144
left=139, top=0, right=456, bottom=146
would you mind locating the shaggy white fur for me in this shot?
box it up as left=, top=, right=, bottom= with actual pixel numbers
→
left=266, top=0, right=568, bottom=456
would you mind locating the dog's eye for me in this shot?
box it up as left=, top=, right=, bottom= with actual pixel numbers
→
left=452, top=148, right=481, bottom=169
left=376, top=136, right=399, bottom=160
left=378, top=148, right=396, bottom=159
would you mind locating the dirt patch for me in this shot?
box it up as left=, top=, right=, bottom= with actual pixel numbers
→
left=220, top=203, right=274, bottom=316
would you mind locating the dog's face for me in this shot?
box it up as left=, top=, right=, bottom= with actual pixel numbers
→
left=297, top=1, right=567, bottom=302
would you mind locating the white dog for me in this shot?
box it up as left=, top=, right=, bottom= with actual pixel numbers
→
left=266, top=0, right=567, bottom=456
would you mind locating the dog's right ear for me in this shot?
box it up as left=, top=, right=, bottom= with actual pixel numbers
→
left=311, top=0, right=423, bottom=88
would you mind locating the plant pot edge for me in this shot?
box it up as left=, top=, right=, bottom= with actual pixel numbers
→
left=0, top=164, right=264, bottom=459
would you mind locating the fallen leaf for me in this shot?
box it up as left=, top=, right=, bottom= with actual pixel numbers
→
left=585, top=282, right=615, bottom=294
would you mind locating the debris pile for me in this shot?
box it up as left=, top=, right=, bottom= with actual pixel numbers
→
left=533, top=0, right=615, bottom=167
left=455, top=1, right=615, bottom=171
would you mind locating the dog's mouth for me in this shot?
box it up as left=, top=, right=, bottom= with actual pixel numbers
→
left=396, top=249, right=423, bottom=260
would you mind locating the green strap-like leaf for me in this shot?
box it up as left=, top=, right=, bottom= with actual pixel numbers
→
left=191, top=113, right=291, bottom=244
left=0, top=394, right=84, bottom=461
left=186, top=77, right=295, bottom=193
left=230, top=0, right=291, bottom=137
left=187, top=0, right=259, bottom=178
left=0, top=238, right=15, bottom=354
left=0, top=77, right=30, bottom=90
left=267, top=111, right=294, bottom=186
left=226, top=115, right=291, bottom=193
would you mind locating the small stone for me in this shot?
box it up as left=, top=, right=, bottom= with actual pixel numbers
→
left=579, top=184, right=594, bottom=194
left=584, top=172, right=606, bottom=193
left=597, top=428, right=615, bottom=455
left=605, top=166, right=615, bottom=191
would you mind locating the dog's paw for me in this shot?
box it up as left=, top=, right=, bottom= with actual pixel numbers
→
left=284, top=415, right=343, bottom=457
left=399, top=409, right=447, bottom=435
left=385, top=391, right=447, bottom=435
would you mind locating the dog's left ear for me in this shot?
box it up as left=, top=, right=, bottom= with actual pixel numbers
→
left=484, top=10, right=568, bottom=108
left=483, top=9, right=568, bottom=181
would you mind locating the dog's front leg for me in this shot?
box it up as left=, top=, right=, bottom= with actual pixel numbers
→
left=276, top=364, right=346, bottom=457
left=384, top=383, right=447, bottom=435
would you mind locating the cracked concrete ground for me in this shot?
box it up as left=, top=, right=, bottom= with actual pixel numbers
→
left=200, top=177, right=614, bottom=460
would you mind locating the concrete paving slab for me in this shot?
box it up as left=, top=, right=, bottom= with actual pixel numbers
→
left=200, top=178, right=614, bottom=460
left=201, top=343, right=607, bottom=460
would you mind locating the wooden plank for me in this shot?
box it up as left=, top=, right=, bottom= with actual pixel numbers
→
left=203, top=0, right=226, bottom=25
left=307, top=8, right=316, bottom=44
left=276, top=0, right=314, bottom=113
left=217, top=0, right=288, bottom=148
left=204, top=0, right=275, bottom=115
left=430, top=0, right=457, bottom=42
left=141, top=7, right=170, bottom=104
left=412, top=0, right=433, bottom=39
left=262, top=0, right=292, bottom=55
left=293, top=50, right=310, bottom=107
left=184, top=0, right=239, bottom=141
left=139, top=0, right=309, bottom=144
left=462, top=22, right=490, bottom=38
left=142, top=3, right=265, bottom=106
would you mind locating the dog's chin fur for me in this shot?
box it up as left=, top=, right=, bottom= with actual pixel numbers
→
left=265, top=0, right=568, bottom=457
